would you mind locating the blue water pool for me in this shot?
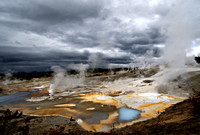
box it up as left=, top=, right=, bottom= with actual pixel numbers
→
left=118, top=107, right=141, bottom=123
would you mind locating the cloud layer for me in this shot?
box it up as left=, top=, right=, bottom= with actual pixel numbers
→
left=0, top=0, right=199, bottom=72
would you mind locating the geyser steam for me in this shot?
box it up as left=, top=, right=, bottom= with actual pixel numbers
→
left=161, top=0, right=200, bottom=67
left=158, top=0, right=200, bottom=83
left=49, top=64, right=88, bottom=97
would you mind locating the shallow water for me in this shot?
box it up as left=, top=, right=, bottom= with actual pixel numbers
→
left=84, top=112, right=108, bottom=124
left=0, top=91, right=35, bottom=105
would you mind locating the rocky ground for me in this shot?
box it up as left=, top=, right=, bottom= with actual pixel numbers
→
left=0, top=66, right=200, bottom=134
left=0, top=109, right=86, bottom=135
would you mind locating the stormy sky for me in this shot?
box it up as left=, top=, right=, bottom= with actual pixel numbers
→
left=0, top=0, right=200, bottom=72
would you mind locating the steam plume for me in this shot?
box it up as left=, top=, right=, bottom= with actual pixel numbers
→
left=158, top=0, right=200, bottom=83
left=88, top=54, right=108, bottom=69
left=161, top=0, right=200, bottom=67
left=49, top=64, right=88, bottom=97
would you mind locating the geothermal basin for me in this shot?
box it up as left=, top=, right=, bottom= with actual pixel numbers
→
left=1, top=91, right=186, bottom=132
left=1, top=67, right=194, bottom=132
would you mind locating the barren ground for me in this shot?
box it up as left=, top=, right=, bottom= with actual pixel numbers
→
left=0, top=66, right=200, bottom=134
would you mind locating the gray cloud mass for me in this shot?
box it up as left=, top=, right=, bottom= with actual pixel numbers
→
left=0, top=0, right=199, bottom=72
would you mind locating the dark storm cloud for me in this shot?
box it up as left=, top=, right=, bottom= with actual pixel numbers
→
left=60, top=32, right=99, bottom=48
left=117, top=27, right=164, bottom=46
left=0, top=0, right=176, bottom=72
left=0, top=1, right=102, bottom=22
left=0, top=0, right=103, bottom=34
left=0, top=46, right=88, bottom=72
left=114, top=27, right=164, bottom=57
left=0, top=46, right=88, bottom=62
left=0, top=46, right=132, bottom=72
